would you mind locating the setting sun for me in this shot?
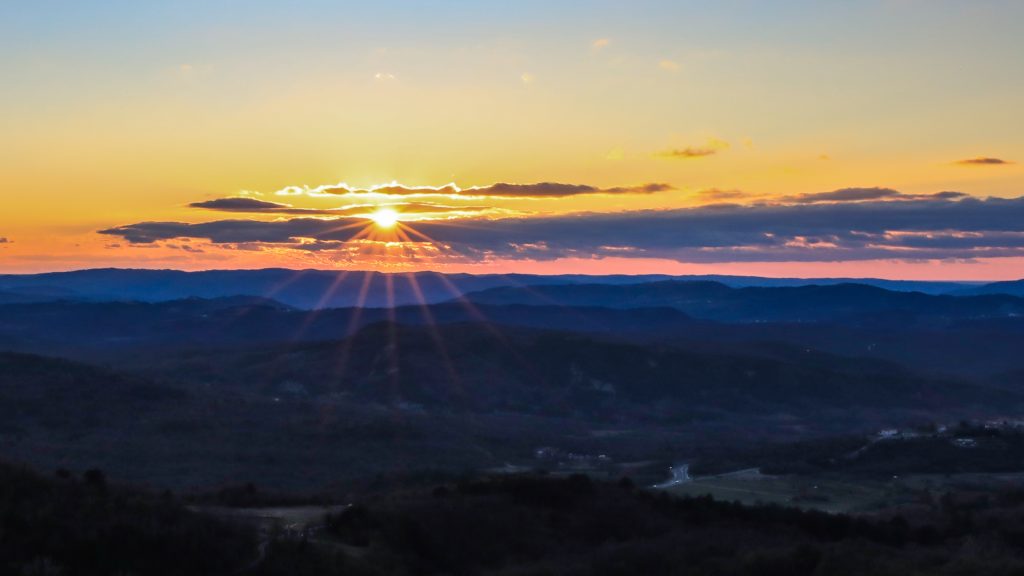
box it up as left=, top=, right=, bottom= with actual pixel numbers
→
left=369, top=208, right=400, bottom=228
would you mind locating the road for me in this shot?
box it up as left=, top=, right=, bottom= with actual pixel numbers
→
left=653, top=463, right=690, bottom=488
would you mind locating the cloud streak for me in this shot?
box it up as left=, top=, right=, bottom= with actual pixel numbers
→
left=693, top=188, right=967, bottom=206
left=274, top=181, right=674, bottom=199
left=101, top=193, right=1024, bottom=263
left=955, top=157, right=1013, bottom=166
left=776, top=188, right=967, bottom=205
left=693, top=188, right=749, bottom=202
left=656, top=138, right=729, bottom=160
left=189, top=197, right=490, bottom=216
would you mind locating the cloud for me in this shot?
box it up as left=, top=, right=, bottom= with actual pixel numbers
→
left=779, top=187, right=901, bottom=204
left=776, top=188, right=968, bottom=205
left=694, top=189, right=750, bottom=202
left=100, top=192, right=1024, bottom=263
left=592, top=38, right=610, bottom=49
left=276, top=181, right=675, bottom=199
left=658, top=147, right=718, bottom=159
left=688, top=188, right=972, bottom=207
left=602, top=183, right=674, bottom=195
left=189, top=197, right=491, bottom=216
left=0, top=237, right=8, bottom=244
left=657, top=138, right=729, bottom=159
left=191, top=198, right=301, bottom=212
left=520, top=72, right=535, bottom=85
left=955, top=157, right=1013, bottom=166
left=658, top=59, right=679, bottom=71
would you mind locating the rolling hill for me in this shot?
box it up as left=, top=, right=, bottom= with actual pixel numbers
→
left=459, top=281, right=1024, bottom=323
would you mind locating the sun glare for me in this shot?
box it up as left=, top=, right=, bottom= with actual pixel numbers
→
left=369, top=207, right=399, bottom=228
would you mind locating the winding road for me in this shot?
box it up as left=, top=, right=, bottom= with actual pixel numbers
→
left=653, top=464, right=691, bottom=488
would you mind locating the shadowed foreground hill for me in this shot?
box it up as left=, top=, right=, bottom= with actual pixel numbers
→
left=0, top=294, right=1018, bottom=418
left=0, top=352, right=190, bottom=434
left=0, top=351, right=524, bottom=490
left=0, top=461, right=254, bottom=575
left=137, top=322, right=1019, bottom=422
left=1, top=323, right=1019, bottom=491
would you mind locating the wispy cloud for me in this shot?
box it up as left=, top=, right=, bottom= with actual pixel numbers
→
left=273, top=181, right=675, bottom=199
left=592, top=38, right=610, bottom=50
left=692, top=187, right=968, bottom=206
left=693, top=188, right=750, bottom=202
left=189, top=197, right=491, bottom=217
left=955, top=157, right=1013, bottom=166
left=776, top=187, right=966, bottom=204
left=658, top=59, right=679, bottom=72
left=658, top=147, right=718, bottom=159
left=657, top=138, right=729, bottom=159
left=190, top=198, right=307, bottom=213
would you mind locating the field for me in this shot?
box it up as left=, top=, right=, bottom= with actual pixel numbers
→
left=663, top=469, right=1024, bottom=514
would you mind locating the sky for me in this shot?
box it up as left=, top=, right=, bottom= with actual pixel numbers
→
left=2, top=0, right=1024, bottom=279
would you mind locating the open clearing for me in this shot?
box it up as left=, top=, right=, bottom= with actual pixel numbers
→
left=660, top=469, right=1024, bottom=514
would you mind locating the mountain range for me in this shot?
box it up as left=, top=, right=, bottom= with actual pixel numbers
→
left=2, top=270, right=1024, bottom=492
left=0, top=268, right=1002, bottom=308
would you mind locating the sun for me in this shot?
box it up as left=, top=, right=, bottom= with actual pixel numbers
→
left=369, top=207, right=399, bottom=228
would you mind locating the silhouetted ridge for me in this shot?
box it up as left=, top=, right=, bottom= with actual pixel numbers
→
left=460, top=280, right=1024, bottom=322
left=0, top=268, right=981, bottom=308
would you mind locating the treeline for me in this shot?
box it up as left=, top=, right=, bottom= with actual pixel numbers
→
left=9, top=464, right=1024, bottom=575
left=0, top=463, right=255, bottom=575
left=314, top=474, right=1024, bottom=575
left=690, top=424, right=1024, bottom=478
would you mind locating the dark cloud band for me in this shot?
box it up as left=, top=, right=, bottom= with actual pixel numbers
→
left=101, top=192, right=1024, bottom=263
left=190, top=197, right=490, bottom=216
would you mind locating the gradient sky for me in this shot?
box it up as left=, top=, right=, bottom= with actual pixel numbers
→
left=2, top=0, right=1024, bottom=278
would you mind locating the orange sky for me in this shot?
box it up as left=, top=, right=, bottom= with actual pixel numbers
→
left=2, top=2, right=1023, bottom=279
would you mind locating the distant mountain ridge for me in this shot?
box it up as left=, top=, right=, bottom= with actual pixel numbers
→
left=3, top=282, right=1024, bottom=492
left=5, top=279, right=1022, bottom=358
left=4, top=285, right=1024, bottom=384
left=0, top=268, right=998, bottom=308
left=458, top=280, right=1024, bottom=323
left=956, top=278, right=1024, bottom=297
left=0, top=297, right=695, bottom=356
